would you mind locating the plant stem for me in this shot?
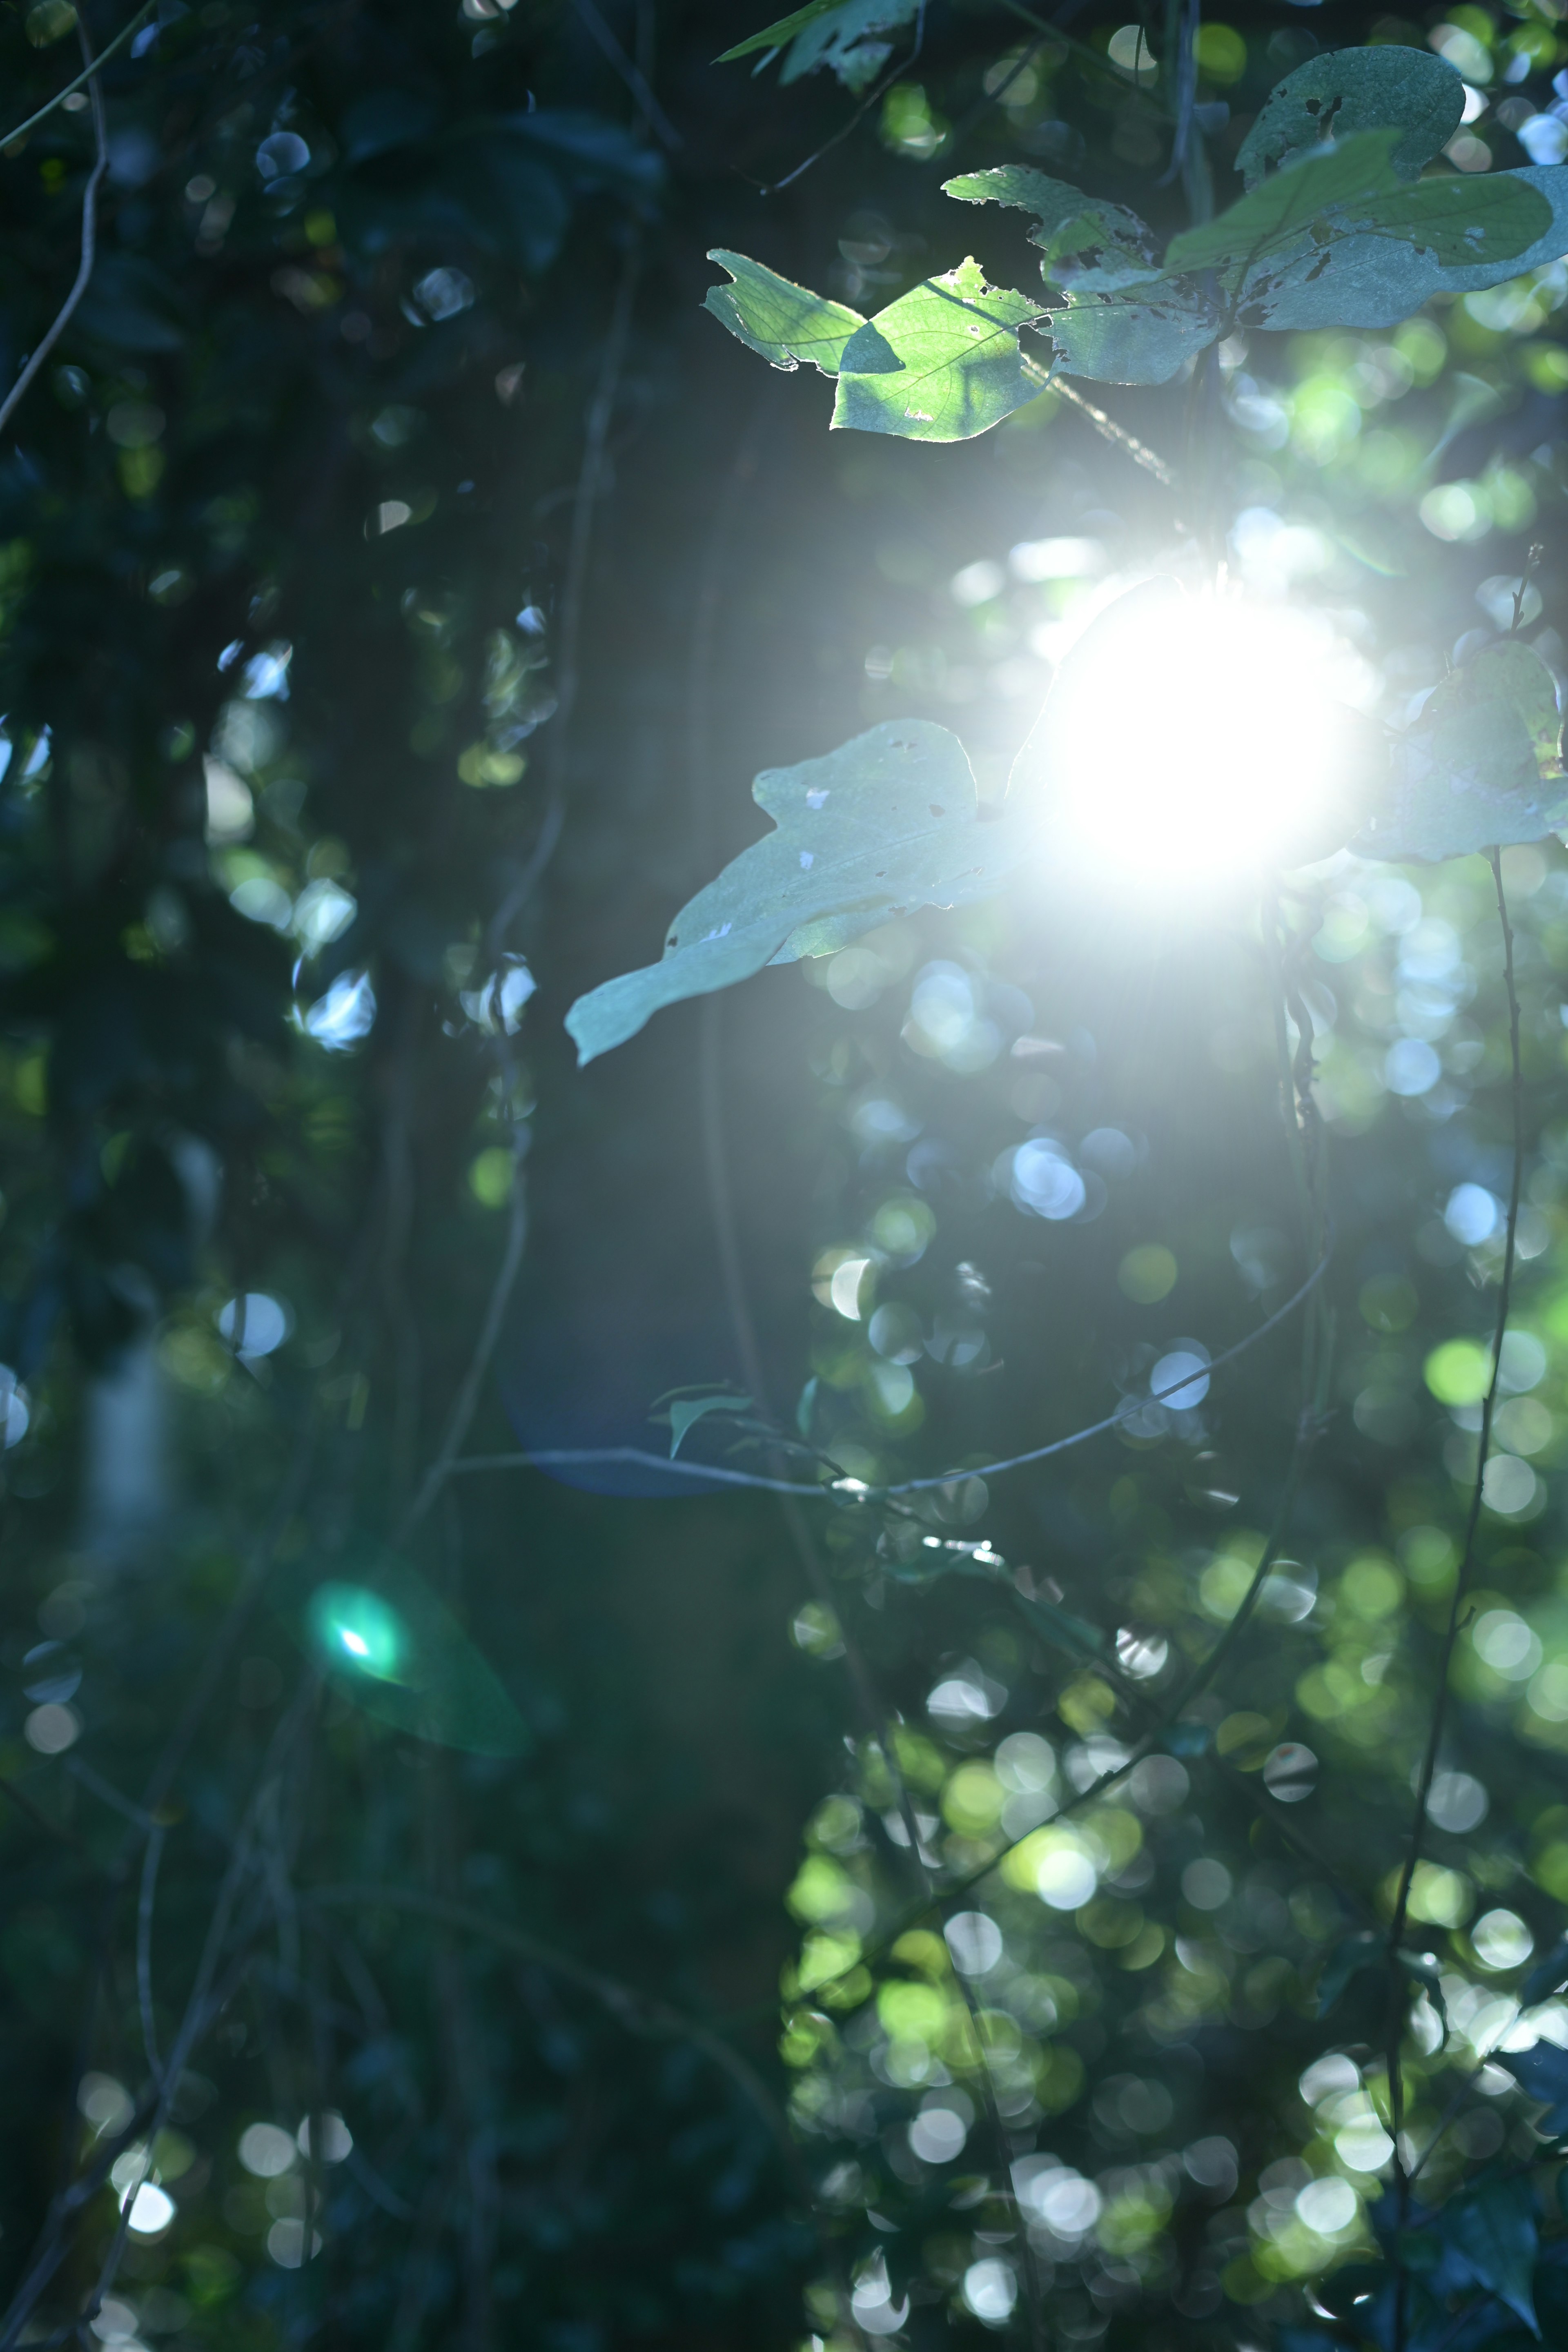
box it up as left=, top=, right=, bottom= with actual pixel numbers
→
left=0, top=17, right=109, bottom=443
left=1385, top=848, right=1523, bottom=2352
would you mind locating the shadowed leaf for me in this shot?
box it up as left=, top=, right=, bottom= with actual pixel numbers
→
left=1236, top=45, right=1466, bottom=186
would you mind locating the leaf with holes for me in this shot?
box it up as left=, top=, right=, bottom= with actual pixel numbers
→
left=833, top=259, right=1048, bottom=442
left=1236, top=45, right=1466, bottom=187
left=704, top=250, right=867, bottom=375
left=564, top=721, right=1036, bottom=1062
left=943, top=165, right=1157, bottom=287
left=943, top=167, right=1217, bottom=384
left=1361, top=639, right=1568, bottom=862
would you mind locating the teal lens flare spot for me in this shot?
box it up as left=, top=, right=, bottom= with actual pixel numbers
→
left=307, top=1584, right=407, bottom=1684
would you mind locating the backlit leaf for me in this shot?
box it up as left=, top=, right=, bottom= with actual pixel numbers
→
left=666, top=1391, right=755, bottom=1458
left=565, top=721, right=1034, bottom=1061
left=704, top=250, right=866, bottom=375
left=833, top=259, right=1048, bottom=442
left=1236, top=45, right=1466, bottom=187
left=1361, top=640, right=1568, bottom=862
left=942, top=165, right=1156, bottom=287
left=1047, top=287, right=1218, bottom=385
left=1164, top=132, right=1406, bottom=277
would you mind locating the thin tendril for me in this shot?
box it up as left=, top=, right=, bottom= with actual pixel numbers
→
left=1385, top=848, right=1523, bottom=2352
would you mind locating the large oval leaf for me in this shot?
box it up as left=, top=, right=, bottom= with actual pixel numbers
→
left=565, top=721, right=1033, bottom=1061
left=1236, top=45, right=1465, bottom=187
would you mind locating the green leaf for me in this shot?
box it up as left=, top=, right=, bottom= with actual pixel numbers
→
left=1501, top=2039, right=1568, bottom=2135
left=1229, top=167, right=1566, bottom=333
left=1522, top=1937, right=1568, bottom=2006
left=564, top=720, right=1034, bottom=1062
left=1164, top=131, right=1405, bottom=276
left=1315, top=1928, right=1381, bottom=2016
left=1340, top=171, right=1552, bottom=267
left=941, top=167, right=1214, bottom=385
left=703, top=250, right=866, bottom=376
left=1361, top=640, right=1568, bottom=863
left=777, top=0, right=916, bottom=89
left=666, top=1391, right=755, bottom=1458
left=1047, top=287, right=1218, bottom=385
left=942, top=165, right=1156, bottom=287
left=297, top=1555, right=528, bottom=1757
left=833, top=258, right=1049, bottom=442
left=1236, top=45, right=1465, bottom=188
left=1446, top=2176, right=1540, bottom=2337
left=715, top=0, right=842, bottom=63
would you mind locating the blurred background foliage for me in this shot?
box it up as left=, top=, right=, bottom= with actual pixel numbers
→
left=5, top=2, right=1568, bottom=2351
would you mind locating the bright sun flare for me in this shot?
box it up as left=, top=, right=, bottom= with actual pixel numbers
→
left=1036, top=578, right=1369, bottom=890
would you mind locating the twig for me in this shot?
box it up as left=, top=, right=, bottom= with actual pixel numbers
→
left=136, top=1824, right=166, bottom=2086
left=573, top=0, right=682, bottom=149
left=491, top=232, right=642, bottom=954
left=762, top=0, right=926, bottom=194
left=397, top=1173, right=528, bottom=1538
left=0, top=0, right=153, bottom=150
left=0, top=16, right=109, bottom=442
left=1051, top=376, right=1176, bottom=488
left=1385, top=848, right=1523, bottom=2352
left=443, top=1238, right=1331, bottom=1495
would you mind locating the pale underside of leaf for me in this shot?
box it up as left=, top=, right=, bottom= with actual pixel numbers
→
left=704, top=249, right=866, bottom=374
left=833, top=260, right=1049, bottom=441
left=1189, top=167, right=1561, bottom=334
left=564, top=720, right=1034, bottom=1062
left=1236, top=45, right=1465, bottom=188
left=1361, top=642, right=1568, bottom=861
left=1047, top=291, right=1217, bottom=384
left=1164, top=131, right=1406, bottom=277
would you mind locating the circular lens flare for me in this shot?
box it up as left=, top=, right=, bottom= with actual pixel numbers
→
left=306, top=1582, right=407, bottom=1684
left=1024, top=578, right=1371, bottom=891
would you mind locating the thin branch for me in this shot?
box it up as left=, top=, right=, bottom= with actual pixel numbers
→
left=136, top=1824, right=166, bottom=2086
left=1385, top=848, right=1523, bottom=2352
left=762, top=0, right=926, bottom=195
left=492, top=232, right=642, bottom=952
left=397, top=1173, right=528, bottom=1538
left=1051, top=376, right=1176, bottom=488
left=573, top=0, right=682, bottom=149
left=0, top=16, right=109, bottom=442
left=0, top=0, right=153, bottom=150
left=444, top=1237, right=1331, bottom=1495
